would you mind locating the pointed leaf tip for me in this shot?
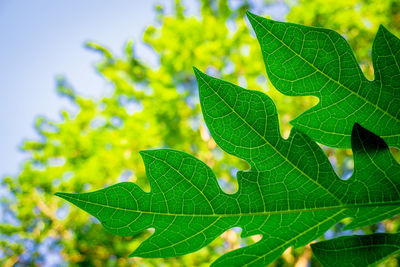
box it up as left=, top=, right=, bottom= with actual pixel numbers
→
left=376, top=24, right=397, bottom=41
left=246, top=11, right=259, bottom=26
left=54, top=192, right=66, bottom=198
left=193, top=66, right=204, bottom=79
left=351, top=123, right=382, bottom=145
left=54, top=192, right=74, bottom=202
left=352, top=123, right=362, bottom=132
left=245, top=10, right=254, bottom=17
left=138, top=149, right=150, bottom=156
left=138, top=150, right=150, bottom=162
left=139, top=149, right=163, bottom=164
left=55, top=192, right=74, bottom=198
left=378, top=24, right=388, bottom=33
left=245, top=11, right=273, bottom=24
left=245, top=11, right=262, bottom=21
left=193, top=67, right=211, bottom=90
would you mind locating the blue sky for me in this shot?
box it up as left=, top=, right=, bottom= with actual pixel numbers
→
left=0, top=0, right=165, bottom=176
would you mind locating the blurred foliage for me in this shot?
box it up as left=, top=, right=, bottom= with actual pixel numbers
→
left=1, top=0, right=399, bottom=266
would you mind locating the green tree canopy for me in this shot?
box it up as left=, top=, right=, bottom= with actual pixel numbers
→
left=1, top=0, right=399, bottom=266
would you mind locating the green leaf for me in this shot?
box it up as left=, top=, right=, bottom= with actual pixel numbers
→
left=247, top=11, right=400, bottom=149
left=311, top=233, right=400, bottom=267
left=56, top=69, right=400, bottom=266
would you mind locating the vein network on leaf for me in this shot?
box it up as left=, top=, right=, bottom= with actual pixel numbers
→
left=56, top=12, right=400, bottom=267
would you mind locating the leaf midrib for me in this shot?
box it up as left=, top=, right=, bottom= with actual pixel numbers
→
left=56, top=193, right=400, bottom=217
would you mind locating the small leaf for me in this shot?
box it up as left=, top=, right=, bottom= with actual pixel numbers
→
left=247, top=11, right=400, bottom=148
left=311, top=233, right=400, bottom=267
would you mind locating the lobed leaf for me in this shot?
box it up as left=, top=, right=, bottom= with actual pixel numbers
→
left=311, top=233, right=400, bottom=267
left=56, top=69, right=400, bottom=266
left=247, top=11, right=400, bottom=148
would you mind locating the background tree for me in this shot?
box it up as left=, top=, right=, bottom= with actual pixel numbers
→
left=1, top=0, right=399, bottom=266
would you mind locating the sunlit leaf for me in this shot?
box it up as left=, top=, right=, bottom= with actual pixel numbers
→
left=56, top=69, right=400, bottom=266
left=247, top=11, right=400, bottom=148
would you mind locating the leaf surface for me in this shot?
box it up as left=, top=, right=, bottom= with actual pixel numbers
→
left=247, top=12, right=400, bottom=148
left=56, top=70, right=400, bottom=266
left=311, top=233, right=400, bottom=267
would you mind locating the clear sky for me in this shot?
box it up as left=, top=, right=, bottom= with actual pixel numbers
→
left=0, top=0, right=164, bottom=176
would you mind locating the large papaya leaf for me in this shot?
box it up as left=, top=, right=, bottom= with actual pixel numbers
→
left=247, top=11, right=400, bottom=149
left=56, top=69, right=400, bottom=266
left=311, top=233, right=400, bottom=267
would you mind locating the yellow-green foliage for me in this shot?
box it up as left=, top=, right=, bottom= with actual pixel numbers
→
left=1, top=0, right=399, bottom=266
